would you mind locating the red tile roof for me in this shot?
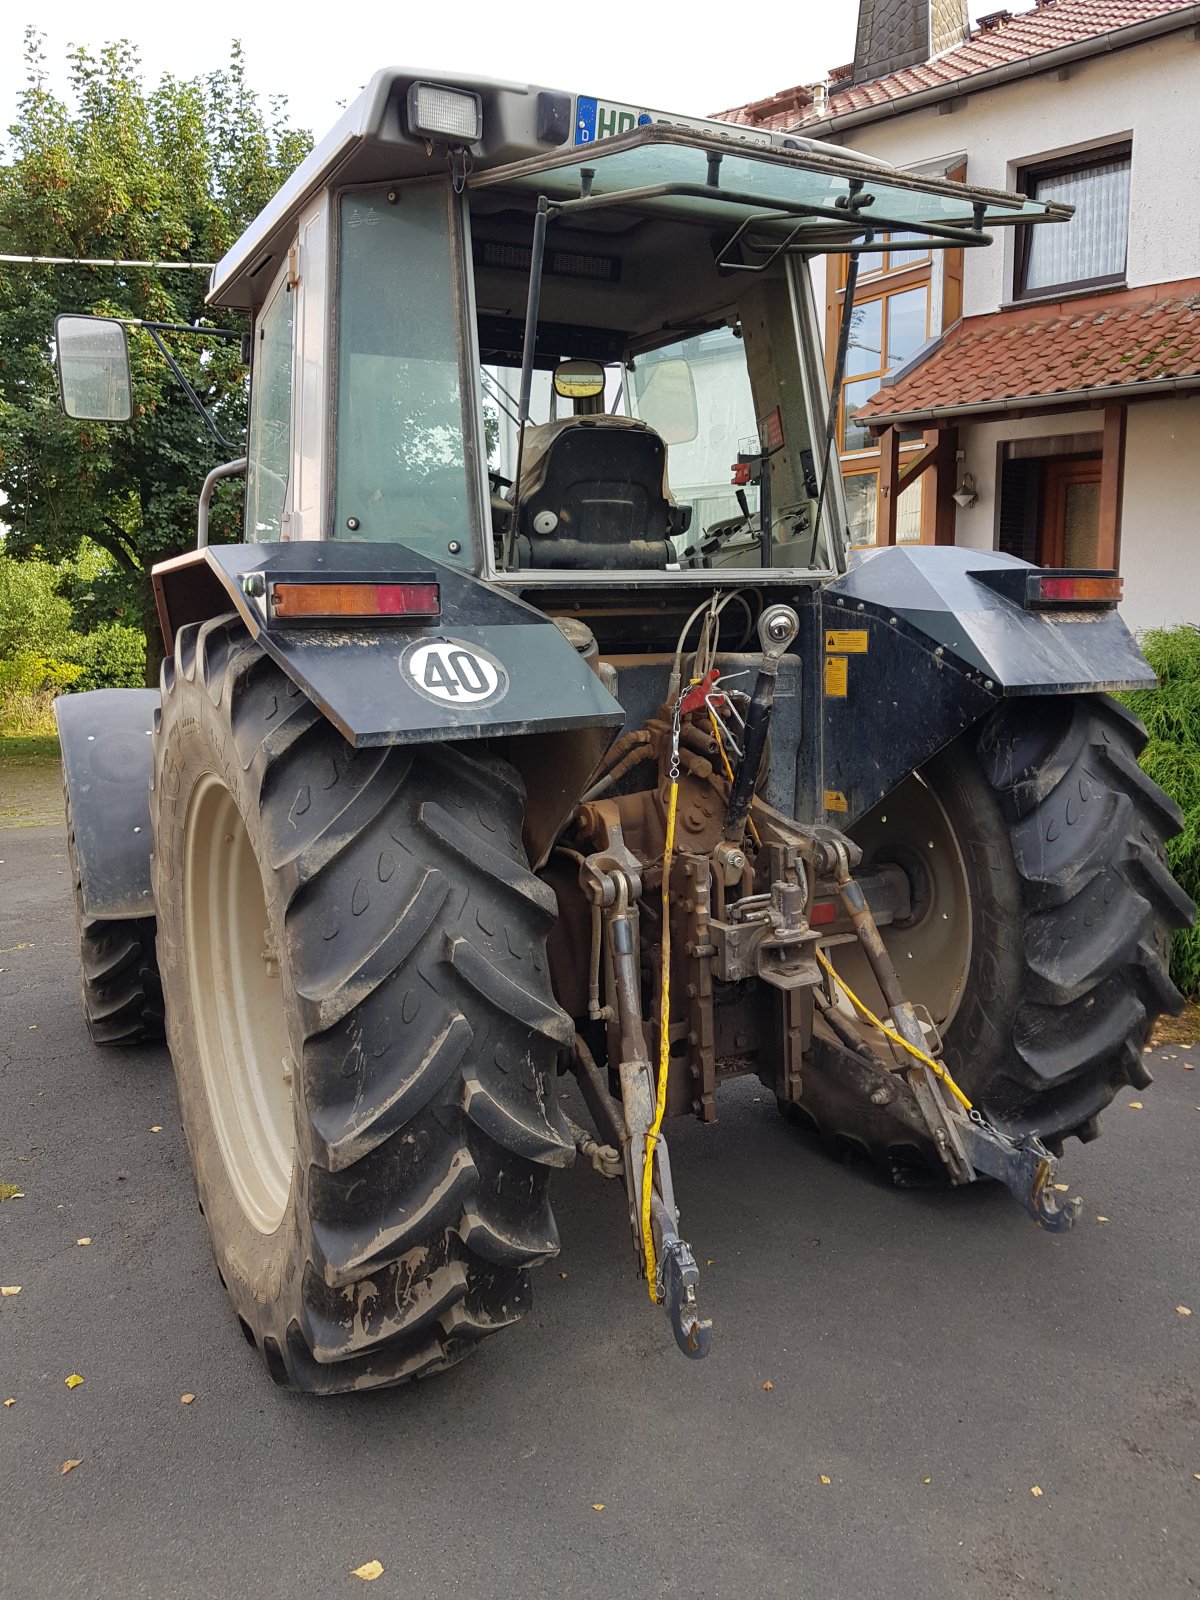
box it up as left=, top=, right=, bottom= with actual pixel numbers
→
left=854, top=278, right=1200, bottom=425
left=716, top=0, right=1198, bottom=129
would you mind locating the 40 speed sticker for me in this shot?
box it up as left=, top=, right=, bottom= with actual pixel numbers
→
left=400, top=638, right=510, bottom=709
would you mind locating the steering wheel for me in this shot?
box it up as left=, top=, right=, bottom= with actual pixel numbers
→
left=488, top=470, right=513, bottom=494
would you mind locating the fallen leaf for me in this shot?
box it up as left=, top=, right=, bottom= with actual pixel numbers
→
left=150, top=1126, right=162, bottom=1134
left=819, top=1475, right=831, bottom=1485
left=1030, top=1486, right=1044, bottom=1498
left=3, top=1398, right=14, bottom=1407
left=1129, top=1101, right=1144, bottom=1110
left=1185, top=1064, right=1195, bottom=1071
left=1053, top=1183, right=1069, bottom=1192
left=76, top=1238, right=91, bottom=1247
left=64, top=1373, right=83, bottom=1389
left=27, top=1024, right=36, bottom=1031
left=1, top=1286, right=21, bottom=1297
left=0, top=1185, right=24, bottom=1202
left=180, top=1392, right=198, bottom=1404
left=923, top=1478, right=932, bottom=1485
left=559, top=1272, right=568, bottom=1280
left=351, top=1561, right=383, bottom=1582
left=591, top=1504, right=605, bottom=1512
left=762, top=1381, right=774, bottom=1391
left=1194, top=1474, right=1200, bottom=1482
left=1097, top=1216, right=1110, bottom=1224
left=1177, top=1307, right=1193, bottom=1317
left=60, top=1459, right=82, bottom=1476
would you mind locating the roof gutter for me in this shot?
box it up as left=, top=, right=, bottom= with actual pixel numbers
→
left=864, top=371, right=1200, bottom=430
left=799, top=6, right=1200, bottom=138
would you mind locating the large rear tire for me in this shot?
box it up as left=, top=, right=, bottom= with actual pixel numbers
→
left=151, top=616, right=575, bottom=1393
left=822, top=694, right=1191, bottom=1154
left=65, top=794, right=164, bottom=1046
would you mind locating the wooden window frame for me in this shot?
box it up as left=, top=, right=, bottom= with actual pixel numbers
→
left=1013, top=141, right=1132, bottom=302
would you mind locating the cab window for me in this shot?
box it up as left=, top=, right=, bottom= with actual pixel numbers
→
left=245, top=269, right=294, bottom=542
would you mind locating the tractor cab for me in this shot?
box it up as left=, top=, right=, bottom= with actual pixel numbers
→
left=195, top=74, right=1066, bottom=593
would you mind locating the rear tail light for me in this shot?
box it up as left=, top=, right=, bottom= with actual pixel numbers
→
left=809, top=900, right=838, bottom=927
left=1026, top=572, right=1122, bottom=608
left=268, top=581, right=440, bottom=622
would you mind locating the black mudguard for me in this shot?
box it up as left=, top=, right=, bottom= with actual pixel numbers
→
left=152, top=540, right=624, bottom=866
left=152, top=541, right=623, bottom=748
left=821, top=546, right=1157, bottom=826
left=56, top=688, right=159, bottom=921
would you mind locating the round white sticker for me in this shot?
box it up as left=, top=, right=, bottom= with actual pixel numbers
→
left=401, top=639, right=509, bottom=709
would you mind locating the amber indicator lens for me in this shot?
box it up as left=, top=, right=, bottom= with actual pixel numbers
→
left=1028, top=574, right=1122, bottom=607
left=270, top=581, right=440, bottom=620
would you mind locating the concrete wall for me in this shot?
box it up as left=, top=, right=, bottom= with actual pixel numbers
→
left=826, top=29, right=1200, bottom=314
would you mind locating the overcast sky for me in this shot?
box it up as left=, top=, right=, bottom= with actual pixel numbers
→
left=5, top=1, right=871, bottom=145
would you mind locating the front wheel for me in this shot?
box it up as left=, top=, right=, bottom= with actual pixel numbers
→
left=827, top=694, right=1191, bottom=1153
left=151, top=616, right=575, bottom=1393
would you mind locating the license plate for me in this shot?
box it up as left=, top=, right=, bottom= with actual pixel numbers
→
left=572, top=95, right=768, bottom=148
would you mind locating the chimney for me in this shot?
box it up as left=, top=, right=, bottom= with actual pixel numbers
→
left=851, top=0, right=970, bottom=85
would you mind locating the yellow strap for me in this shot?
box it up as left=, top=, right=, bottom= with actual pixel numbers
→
left=814, top=949, right=974, bottom=1113
left=641, top=775, right=678, bottom=1302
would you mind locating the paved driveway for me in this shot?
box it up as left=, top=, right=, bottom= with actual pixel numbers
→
left=1, top=806, right=1197, bottom=1600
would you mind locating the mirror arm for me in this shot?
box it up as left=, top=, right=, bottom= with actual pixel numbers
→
left=197, top=457, right=248, bottom=548
left=144, top=325, right=238, bottom=454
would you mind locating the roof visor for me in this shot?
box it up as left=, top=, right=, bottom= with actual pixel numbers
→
left=473, top=125, right=1071, bottom=260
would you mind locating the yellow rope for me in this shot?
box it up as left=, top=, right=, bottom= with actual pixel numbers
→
left=641, top=775, right=678, bottom=1302
left=814, top=948, right=974, bottom=1113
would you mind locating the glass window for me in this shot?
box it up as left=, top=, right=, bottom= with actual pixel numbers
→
left=896, top=476, right=924, bottom=544
left=845, top=299, right=883, bottom=377
left=842, top=378, right=881, bottom=452
left=334, top=186, right=472, bottom=562
left=1018, top=146, right=1131, bottom=297
left=886, top=285, right=929, bottom=367
left=245, top=273, right=294, bottom=542
left=844, top=472, right=877, bottom=547
left=629, top=327, right=761, bottom=536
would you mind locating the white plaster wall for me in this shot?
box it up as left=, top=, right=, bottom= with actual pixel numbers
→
left=1119, top=396, right=1200, bottom=634
left=822, top=30, right=1200, bottom=316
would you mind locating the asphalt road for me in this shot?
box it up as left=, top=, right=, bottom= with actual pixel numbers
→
left=2, top=798, right=1198, bottom=1600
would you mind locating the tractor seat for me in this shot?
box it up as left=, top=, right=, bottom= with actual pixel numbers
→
left=512, top=415, right=691, bottom=570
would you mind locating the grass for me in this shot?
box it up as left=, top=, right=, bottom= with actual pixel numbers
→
left=0, top=1182, right=25, bottom=1203
left=0, top=731, right=60, bottom=768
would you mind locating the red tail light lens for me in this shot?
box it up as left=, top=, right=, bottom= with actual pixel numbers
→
left=1027, top=573, right=1122, bottom=608
left=269, top=581, right=440, bottom=621
left=809, top=900, right=838, bottom=927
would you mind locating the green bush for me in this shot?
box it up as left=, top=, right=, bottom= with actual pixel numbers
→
left=0, top=651, right=83, bottom=737
left=0, top=556, right=75, bottom=658
left=68, top=624, right=147, bottom=691
left=1119, top=626, right=1200, bottom=1001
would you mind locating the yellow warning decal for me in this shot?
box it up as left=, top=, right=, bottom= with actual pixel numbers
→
left=824, top=790, right=848, bottom=813
left=824, top=655, right=848, bottom=698
left=825, top=629, right=869, bottom=654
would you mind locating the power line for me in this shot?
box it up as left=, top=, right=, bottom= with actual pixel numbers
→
left=0, top=254, right=215, bottom=270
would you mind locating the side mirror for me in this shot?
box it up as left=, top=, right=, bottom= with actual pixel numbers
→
left=632, top=358, right=698, bottom=446
left=55, top=315, right=132, bottom=422
left=553, top=358, right=606, bottom=400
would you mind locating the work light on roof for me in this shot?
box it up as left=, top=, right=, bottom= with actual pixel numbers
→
left=407, top=82, right=483, bottom=145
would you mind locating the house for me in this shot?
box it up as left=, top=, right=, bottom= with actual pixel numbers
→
left=718, top=0, right=1200, bottom=634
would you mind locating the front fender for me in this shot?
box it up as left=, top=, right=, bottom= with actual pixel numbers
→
left=821, top=546, right=1156, bottom=826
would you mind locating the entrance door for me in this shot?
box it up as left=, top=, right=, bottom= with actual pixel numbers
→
left=1041, top=456, right=1103, bottom=567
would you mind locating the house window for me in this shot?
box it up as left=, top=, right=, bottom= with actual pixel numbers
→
left=840, top=277, right=931, bottom=453
left=1015, top=143, right=1131, bottom=299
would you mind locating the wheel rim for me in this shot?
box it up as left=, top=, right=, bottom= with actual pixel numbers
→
left=183, top=773, right=294, bottom=1234
left=833, top=771, right=973, bottom=1031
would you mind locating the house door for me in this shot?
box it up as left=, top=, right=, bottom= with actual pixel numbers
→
left=998, top=453, right=1103, bottom=567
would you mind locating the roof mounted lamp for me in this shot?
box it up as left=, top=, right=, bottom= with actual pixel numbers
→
left=406, top=82, right=483, bottom=145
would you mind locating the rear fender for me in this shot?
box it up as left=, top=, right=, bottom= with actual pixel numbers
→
left=821, top=546, right=1157, bottom=826
left=152, top=541, right=625, bottom=864
left=56, top=689, right=158, bottom=921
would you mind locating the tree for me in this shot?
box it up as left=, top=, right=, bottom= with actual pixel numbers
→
left=0, top=33, right=311, bottom=681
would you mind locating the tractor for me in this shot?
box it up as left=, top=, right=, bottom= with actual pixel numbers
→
left=53, top=71, right=1192, bottom=1390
